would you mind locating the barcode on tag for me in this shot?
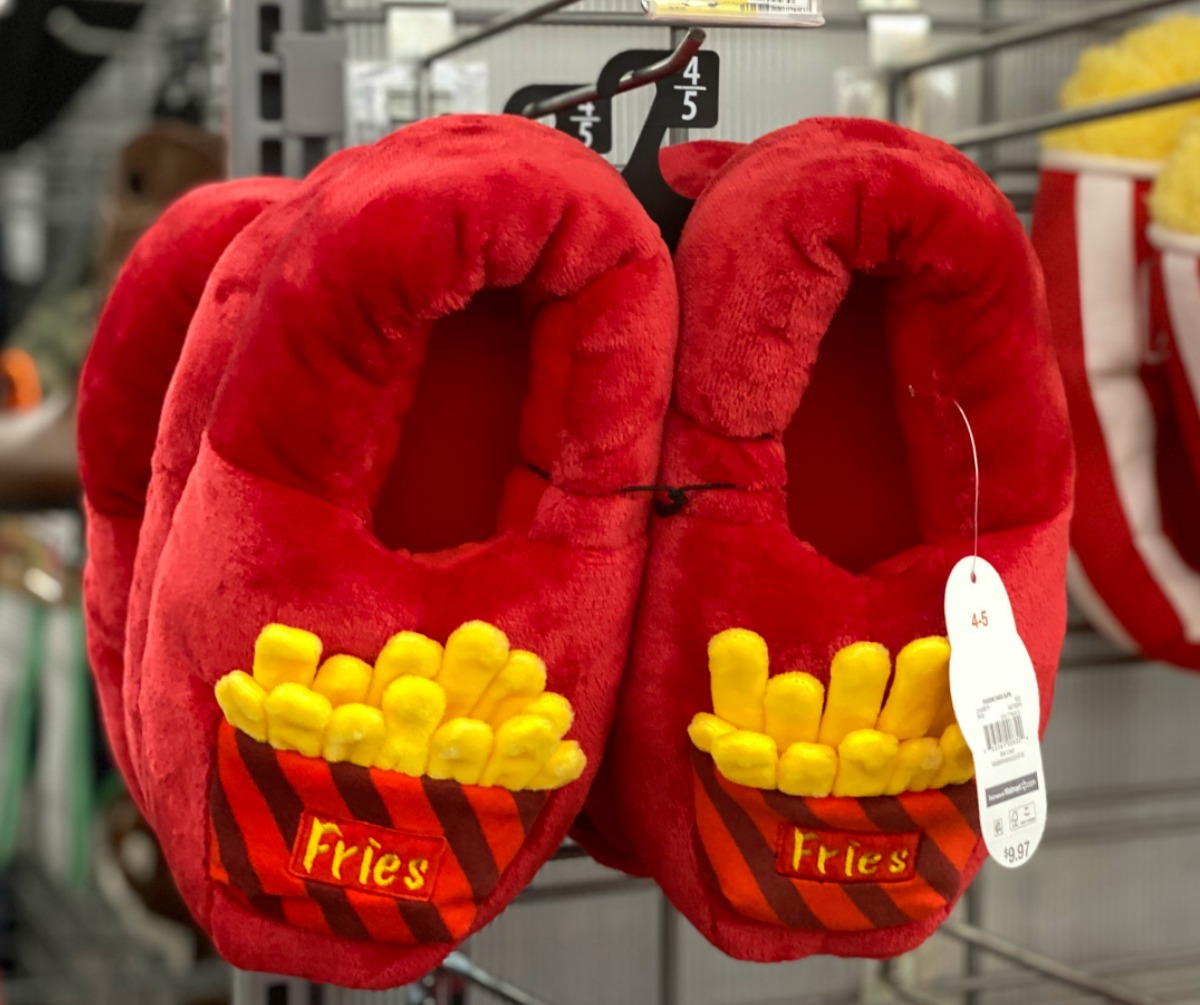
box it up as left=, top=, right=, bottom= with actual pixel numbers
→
left=983, top=713, right=1025, bottom=752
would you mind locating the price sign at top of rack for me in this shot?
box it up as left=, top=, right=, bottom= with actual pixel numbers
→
left=642, top=0, right=823, bottom=28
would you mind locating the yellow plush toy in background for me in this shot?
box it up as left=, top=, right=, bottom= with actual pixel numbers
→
left=1044, top=15, right=1200, bottom=160
left=1150, top=120, right=1200, bottom=235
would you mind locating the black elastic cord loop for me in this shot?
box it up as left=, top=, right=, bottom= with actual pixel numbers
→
left=620, top=483, right=688, bottom=517
left=525, top=464, right=737, bottom=517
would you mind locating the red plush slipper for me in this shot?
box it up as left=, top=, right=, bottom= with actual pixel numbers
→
left=606, top=118, right=1073, bottom=960
left=125, top=116, right=676, bottom=988
left=80, top=177, right=296, bottom=807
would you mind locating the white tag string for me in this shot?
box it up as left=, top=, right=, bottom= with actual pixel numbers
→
left=951, top=400, right=979, bottom=584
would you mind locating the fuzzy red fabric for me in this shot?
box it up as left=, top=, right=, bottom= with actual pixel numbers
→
left=569, top=137, right=744, bottom=877
left=1032, top=156, right=1200, bottom=668
left=659, top=139, right=743, bottom=198
left=79, top=178, right=296, bottom=808
left=121, top=148, right=374, bottom=799
left=597, top=119, right=1073, bottom=960
left=121, top=116, right=676, bottom=988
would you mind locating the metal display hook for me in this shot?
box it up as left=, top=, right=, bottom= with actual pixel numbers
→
left=945, top=79, right=1200, bottom=149
left=881, top=0, right=1192, bottom=122
left=880, top=921, right=1164, bottom=1005
left=415, top=0, right=587, bottom=119
left=518, top=27, right=706, bottom=120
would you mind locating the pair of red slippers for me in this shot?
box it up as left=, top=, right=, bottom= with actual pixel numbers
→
left=80, top=115, right=1073, bottom=988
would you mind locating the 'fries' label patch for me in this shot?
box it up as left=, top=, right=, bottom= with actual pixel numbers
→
left=774, top=825, right=920, bottom=884
left=288, top=812, right=446, bottom=901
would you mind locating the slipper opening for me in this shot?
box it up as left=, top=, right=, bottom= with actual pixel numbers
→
left=782, top=275, right=922, bottom=574
left=371, top=290, right=537, bottom=553
left=203, top=117, right=675, bottom=559
left=674, top=120, right=1072, bottom=576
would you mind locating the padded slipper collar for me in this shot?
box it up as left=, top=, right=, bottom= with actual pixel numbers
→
left=204, top=116, right=677, bottom=541
left=668, top=117, right=1073, bottom=548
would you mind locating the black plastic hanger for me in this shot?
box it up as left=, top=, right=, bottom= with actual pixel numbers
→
left=510, top=29, right=715, bottom=248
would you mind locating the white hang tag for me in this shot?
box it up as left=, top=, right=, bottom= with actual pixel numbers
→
left=944, top=556, right=1047, bottom=868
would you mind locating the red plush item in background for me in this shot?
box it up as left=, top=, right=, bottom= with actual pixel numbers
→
left=1032, top=152, right=1200, bottom=668
left=1152, top=225, right=1200, bottom=496
left=109, top=116, right=677, bottom=989
left=599, top=119, right=1073, bottom=961
left=79, top=177, right=297, bottom=810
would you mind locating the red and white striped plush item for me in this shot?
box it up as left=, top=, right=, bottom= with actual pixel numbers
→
left=1148, top=124, right=1200, bottom=499
left=1033, top=149, right=1200, bottom=668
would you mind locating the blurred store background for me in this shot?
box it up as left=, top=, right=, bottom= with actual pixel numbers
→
left=3, top=3, right=1200, bottom=1004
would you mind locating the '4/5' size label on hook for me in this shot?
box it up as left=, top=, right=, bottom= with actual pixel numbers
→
left=645, top=51, right=720, bottom=129
left=944, top=556, right=1047, bottom=868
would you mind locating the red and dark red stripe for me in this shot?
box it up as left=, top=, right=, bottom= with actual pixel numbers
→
left=693, top=755, right=821, bottom=929
left=693, top=766, right=784, bottom=925
left=858, top=796, right=962, bottom=903
left=236, top=734, right=371, bottom=940
left=333, top=762, right=454, bottom=944
left=761, top=791, right=913, bottom=929
left=236, top=730, right=305, bottom=841
left=940, top=783, right=981, bottom=835
left=210, top=770, right=285, bottom=922
left=512, top=791, right=545, bottom=837
left=421, top=776, right=500, bottom=904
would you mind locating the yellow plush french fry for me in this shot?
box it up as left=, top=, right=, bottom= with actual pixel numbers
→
left=927, top=692, right=958, bottom=738
left=264, top=682, right=331, bottom=758
left=778, top=742, right=838, bottom=797
left=832, top=729, right=899, bottom=797
left=520, top=692, right=573, bottom=737
left=427, top=719, right=495, bottom=785
left=817, top=642, right=891, bottom=747
left=528, top=740, right=587, bottom=790
left=933, top=724, right=975, bottom=788
left=471, top=649, right=547, bottom=726
left=708, top=629, right=769, bottom=731
left=215, top=670, right=269, bottom=742
left=711, top=730, right=778, bottom=789
left=312, top=654, right=373, bottom=707
left=876, top=637, right=951, bottom=740
left=376, top=676, right=446, bottom=775
left=884, top=737, right=944, bottom=795
left=687, top=712, right=736, bottom=752
left=480, top=714, right=560, bottom=789
left=367, top=631, right=443, bottom=708
left=764, top=672, right=825, bottom=750
left=436, top=621, right=509, bottom=720
left=323, top=704, right=386, bottom=765
left=252, top=624, right=322, bottom=691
